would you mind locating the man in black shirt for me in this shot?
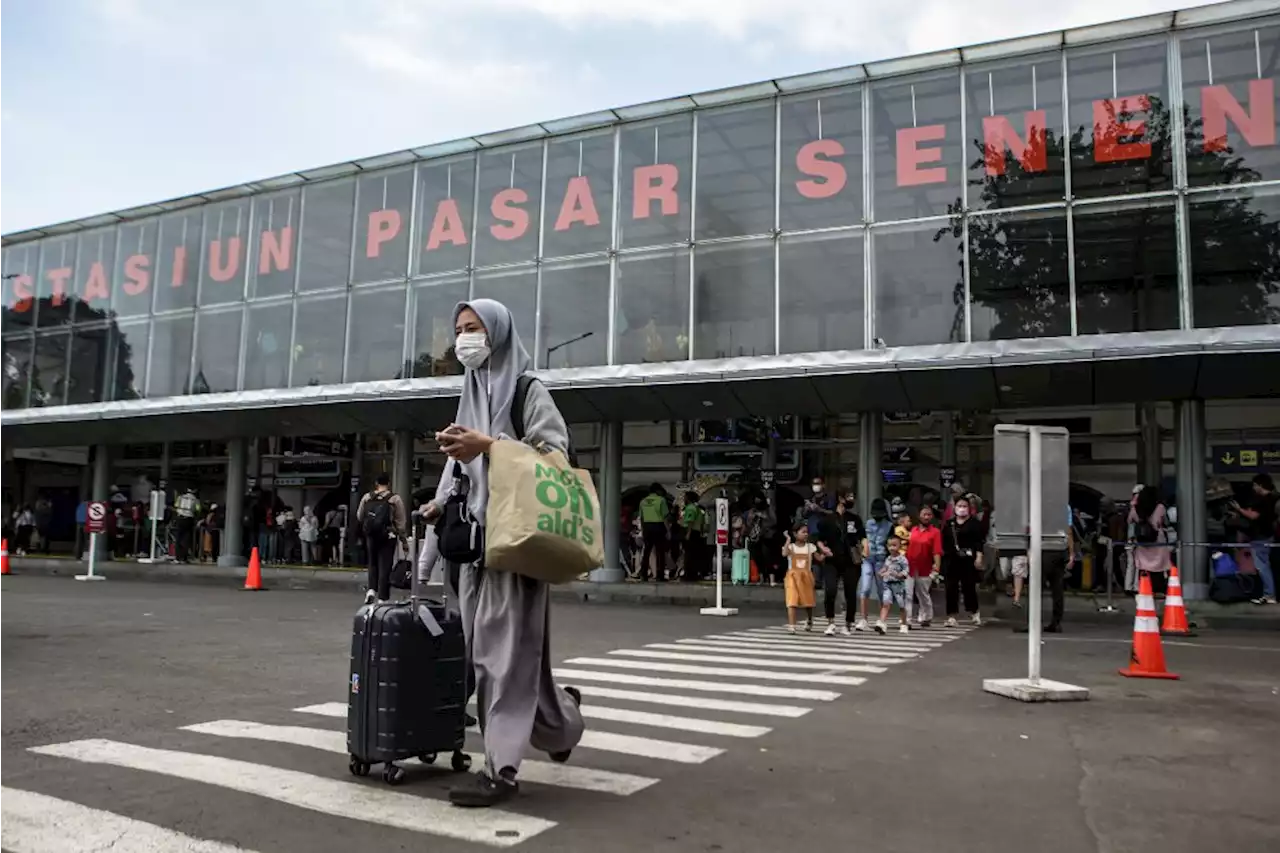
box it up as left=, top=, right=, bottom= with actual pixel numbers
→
left=1233, top=473, right=1277, bottom=605
left=816, top=497, right=861, bottom=635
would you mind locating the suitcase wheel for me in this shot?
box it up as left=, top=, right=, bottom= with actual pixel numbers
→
left=451, top=750, right=472, bottom=772
left=383, top=764, right=406, bottom=785
left=348, top=756, right=371, bottom=777
left=418, top=752, right=437, bottom=765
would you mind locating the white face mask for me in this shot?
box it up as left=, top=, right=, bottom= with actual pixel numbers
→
left=455, top=332, right=490, bottom=369
left=811, top=484, right=823, bottom=495
left=955, top=507, right=970, bottom=519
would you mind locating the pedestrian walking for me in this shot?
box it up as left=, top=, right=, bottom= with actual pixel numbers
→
left=357, top=475, right=407, bottom=603
left=1230, top=473, right=1277, bottom=605
left=816, top=497, right=858, bottom=635
left=782, top=523, right=818, bottom=633
left=876, top=535, right=911, bottom=634
left=906, top=507, right=941, bottom=627
left=299, top=506, right=319, bottom=565
left=942, top=495, right=984, bottom=627
left=859, top=498, right=892, bottom=631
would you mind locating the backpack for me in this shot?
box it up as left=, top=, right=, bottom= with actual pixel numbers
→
left=747, top=512, right=764, bottom=543
left=362, top=492, right=394, bottom=539
left=435, top=471, right=483, bottom=564
left=1132, top=515, right=1160, bottom=545
left=511, top=374, right=579, bottom=467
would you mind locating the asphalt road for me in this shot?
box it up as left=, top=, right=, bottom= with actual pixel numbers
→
left=2, top=576, right=1278, bottom=853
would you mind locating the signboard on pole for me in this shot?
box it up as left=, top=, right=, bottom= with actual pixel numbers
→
left=992, top=426, right=1070, bottom=552
left=701, top=497, right=737, bottom=617
left=715, top=497, right=729, bottom=546
left=85, top=501, right=108, bottom=535
left=939, top=466, right=957, bottom=490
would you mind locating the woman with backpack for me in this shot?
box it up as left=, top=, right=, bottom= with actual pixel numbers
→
left=1129, top=484, right=1170, bottom=595
left=421, top=299, right=584, bottom=809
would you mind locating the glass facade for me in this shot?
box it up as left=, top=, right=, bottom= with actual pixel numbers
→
left=4, top=15, right=1280, bottom=410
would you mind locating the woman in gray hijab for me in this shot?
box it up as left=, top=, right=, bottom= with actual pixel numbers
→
left=423, top=298, right=585, bottom=808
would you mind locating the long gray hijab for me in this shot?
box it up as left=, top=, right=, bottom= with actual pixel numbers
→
left=433, top=298, right=531, bottom=524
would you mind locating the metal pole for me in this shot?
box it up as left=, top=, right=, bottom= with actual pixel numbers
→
left=715, top=540, right=724, bottom=609
left=1099, top=537, right=1119, bottom=614
left=1028, top=428, right=1043, bottom=684
left=219, top=438, right=247, bottom=567
left=87, top=533, right=98, bottom=578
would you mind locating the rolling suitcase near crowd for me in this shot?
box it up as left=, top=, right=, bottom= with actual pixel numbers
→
left=346, top=514, right=472, bottom=785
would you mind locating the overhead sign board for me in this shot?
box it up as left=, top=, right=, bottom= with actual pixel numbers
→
left=1212, top=444, right=1280, bottom=475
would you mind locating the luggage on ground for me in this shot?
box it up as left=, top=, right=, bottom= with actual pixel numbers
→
left=731, top=548, right=750, bottom=585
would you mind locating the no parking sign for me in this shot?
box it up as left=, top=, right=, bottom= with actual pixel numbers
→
left=85, top=501, right=108, bottom=535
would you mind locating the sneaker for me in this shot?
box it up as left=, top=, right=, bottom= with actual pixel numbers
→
left=363, top=589, right=376, bottom=604
left=898, top=623, right=909, bottom=634
left=786, top=625, right=797, bottom=634
left=549, top=687, right=582, bottom=763
left=1013, top=600, right=1023, bottom=609
left=971, top=613, right=982, bottom=627
left=919, top=620, right=932, bottom=628
left=805, top=620, right=814, bottom=632
left=824, top=623, right=837, bottom=636
left=450, top=771, right=518, bottom=808
left=874, top=619, right=887, bottom=635
left=853, top=619, right=869, bottom=632
left=839, top=625, right=852, bottom=636
left=944, top=617, right=958, bottom=628
left=464, top=713, right=478, bottom=728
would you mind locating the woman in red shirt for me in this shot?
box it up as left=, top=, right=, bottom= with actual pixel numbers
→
left=906, top=505, right=942, bottom=627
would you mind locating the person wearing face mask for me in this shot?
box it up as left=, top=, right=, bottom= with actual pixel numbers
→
left=420, top=299, right=584, bottom=809
left=942, top=496, right=984, bottom=627
left=799, top=476, right=836, bottom=539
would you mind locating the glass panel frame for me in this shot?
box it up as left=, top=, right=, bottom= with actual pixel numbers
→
left=249, top=189, right=301, bottom=300
left=538, top=256, right=610, bottom=369
left=113, top=219, right=159, bottom=320
left=1187, top=189, right=1280, bottom=328
left=409, top=276, right=469, bottom=378
left=297, top=179, right=356, bottom=294
left=355, top=167, right=414, bottom=284
left=872, top=219, right=967, bottom=347
left=692, top=238, right=776, bottom=359
left=1072, top=201, right=1181, bottom=335
left=967, top=207, right=1072, bottom=341
left=695, top=101, right=778, bottom=240
left=414, top=155, right=477, bottom=278
left=198, top=199, right=251, bottom=308
left=290, top=293, right=348, bottom=387
left=779, top=229, right=866, bottom=354
left=619, top=114, right=694, bottom=249
left=243, top=299, right=293, bottom=392
left=345, top=284, right=409, bottom=383
left=147, top=313, right=195, bottom=398
left=780, top=87, right=864, bottom=230
left=614, top=246, right=691, bottom=365
left=191, top=306, right=245, bottom=394
left=871, top=70, right=964, bottom=223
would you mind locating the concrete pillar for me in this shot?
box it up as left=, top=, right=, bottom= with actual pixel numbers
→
left=90, top=445, right=110, bottom=560
left=1175, top=400, right=1208, bottom=600
left=589, top=421, right=626, bottom=583
left=218, top=438, right=248, bottom=567
left=1140, top=403, right=1162, bottom=487
left=344, top=435, right=364, bottom=567
left=76, top=462, right=94, bottom=557
left=159, top=441, right=172, bottom=494
left=857, top=413, right=883, bottom=507
left=392, top=429, right=414, bottom=508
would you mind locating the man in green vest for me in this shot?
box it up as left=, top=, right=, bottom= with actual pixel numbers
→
left=680, top=491, right=708, bottom=580
left=638, top=483, right=670, bottom=582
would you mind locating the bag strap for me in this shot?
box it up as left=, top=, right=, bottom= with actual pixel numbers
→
left=511, top=374, right=536, bottom=441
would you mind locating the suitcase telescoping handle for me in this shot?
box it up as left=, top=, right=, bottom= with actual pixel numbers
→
left=408, top=510, right=444, bottom=638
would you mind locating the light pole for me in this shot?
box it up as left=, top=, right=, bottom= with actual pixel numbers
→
left=544, top=330, right=593, bottom=368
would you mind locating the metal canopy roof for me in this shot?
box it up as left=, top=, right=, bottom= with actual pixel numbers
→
left=3, top=0, right=1275, bottom=247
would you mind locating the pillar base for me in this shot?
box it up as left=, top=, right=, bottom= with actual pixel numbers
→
left=74, top=574, right=107, bottom=582
left=588, top=567, right=625, bottom=583
left=217, top=555, right=248, bottom=569
left=1183, top=582, right=1209, bottom=601
left=982, top=677, right=1090, bottom=702
left=699, top=606, right=739, bottom=617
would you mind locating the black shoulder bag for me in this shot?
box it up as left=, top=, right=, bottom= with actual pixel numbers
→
left=435, top=467, right=484, bottom=564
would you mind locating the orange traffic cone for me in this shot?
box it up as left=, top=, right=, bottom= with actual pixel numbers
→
left=243, top=547, right=264, bottom=591
left=1, top=538, right=10, bottom=575
left=1119, top=573, right=1179, bottom=680
left=1160, top=564, right=1194, bottom=637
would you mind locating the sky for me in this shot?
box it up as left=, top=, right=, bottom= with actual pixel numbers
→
left=1, top=0, right=1203, bottom=234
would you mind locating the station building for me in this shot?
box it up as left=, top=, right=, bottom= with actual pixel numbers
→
left=3, top=0, right=1278, bottom=596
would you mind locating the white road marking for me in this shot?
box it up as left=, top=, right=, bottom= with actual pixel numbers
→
left=607, top=649, right=887, bottom=674
left=578, top=705, right=771, bottom=738
left=29, top=739, right=553, bottom=847
left=727, top=630, right=943, bottom=649
left=752, top=625, right=970, bottom=639
left=183, top=720, right=656, bottom=796
left=0, top=786, right=262, bottom=853
left=702, top=633, right=931, bottom=653
left=561, top=657, right=867, bottom=686
left=574, top=730, right=724, bottom=763
left=552, top=669, right=841, bottom=701
left=570, top=685, right=812, bottom=718
left=293, top=702, right=346, bottom=718
left=658, top=642, right=912, bottom=663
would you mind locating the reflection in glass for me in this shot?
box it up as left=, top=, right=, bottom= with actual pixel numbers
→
left=37, top=237, right=76, bottom=327
left=693, top=241, right=775, bottom=359
left=30, top=331, right=69, bottom=407
left=192, top=308, right=243, bottom=394
left=615, top=249, right=690, bottom=364
left=1067, top=43, right=1172, bottom=199
left=346, top=286, right=408, bottom=383
left=243, top=301, right=292, bottom=391
left=2, top=244, right=39, bottom=331
left=113, top=220, right=159, bottom=319
left=474, top=146, right=542, bottom=267
left=968, top=210, right=1070, bottom=340
left=111, top=321, right=149, bottom=400
left=2, top=334, right=33, bottom=408
left=199, top=200, right=250, bottom=306
left=874, top=223, right=965, bottom=346
left=620, top=115, right=693, bottom=248
left=74, top=229, right=117, bottom=320
left=965, top=57, right=1066, bottom=209
left=251, top=190, right=300, bottom=299
left=779, top=232, right=864, bottom=353
left=149, top=315, right=194, bottom=397
left=539, top=260, right=608, bottom=369
left=696, top=104, right=776, bottom=239
left=544, top=133, right=614, bottom=259
left=416, top=157, right=476, bottom=276
left=67, top=325, right=111, bottom=404
left=355, top=169, right=413, bottom=283
left=292, top=296, right=347, bottom=386
left=155, top=210, right=202, bottom=313
left=298, top=181, right=355, bottom=292
left=780, top=89, right=862, bottom=230
left=473, top=266, right=537, bottom=350
left=410, top=279, right=468, bottom=378
left=1073, top=206, right=1179, bottom=334
left=872, top=72, right=962, bottom=222
left=1189, top=194, right=1280, bottom=328
left=1182, top=24, right=1280, bottom=187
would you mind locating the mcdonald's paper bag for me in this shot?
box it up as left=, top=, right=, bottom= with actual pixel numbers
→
left=485, top=440, right=604, bottom=583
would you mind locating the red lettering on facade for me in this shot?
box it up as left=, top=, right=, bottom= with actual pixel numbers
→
left=632, top=164, right=679, bottom=218
left=896, top=125, right=948, bottom=187
left=81, top=261, right=110, bottom=302
left=207, top=238, right=242, bottom=283
left=1202, top=79, right=1276, bottom=152
left=554, top=177, right=600, bottom=231
left=11, top=273, right=33, bottom=312
left=366, top=209, right=401, bottom=257
left=171, top=246, right=187, bottom=287
left=982, top=110, right=1047, bottom=176
left=258, top=227, right=293, bottom=275
left=426, top=200, right=467, bottom=250
left=123, top=255, right=151, bottom=296
left=46, top=267, right=71, bottom=306
left=1093, top=96, right=1152, bottom=163
left=795, top=139, right=847, bottom=199
left=489, top=189, right=529, bottom=241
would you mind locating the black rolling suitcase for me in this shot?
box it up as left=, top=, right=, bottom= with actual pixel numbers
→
left=346, top=518, right=471, bottom=785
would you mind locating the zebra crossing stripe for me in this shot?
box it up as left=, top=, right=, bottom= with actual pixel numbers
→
left=294, top=702, right=346, bottom=717
left=28, top=739, right=554, bottom=847
left=1, top=786, right=262, bottom=853
left=727, top=630, right=943, bottom=649
left=578, top=705, right=771, bottom=738
left=702, top=633, right=932, bottom=653
left=570, top=685, right=812, bottom=718
left=183, top=719, right=657, bottom=796
left=561, top=657, right=867, bottom=686
left=606, top=648, right=888, bottom=674
left=551, top=668, right=842, bottom=701
left=574, top=730, right=724, bottom=763
left=654, top=642, right=911, bottom=664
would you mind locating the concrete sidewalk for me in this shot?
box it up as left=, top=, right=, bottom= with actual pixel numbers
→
left=7, top=555, right=1278, bottom=630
